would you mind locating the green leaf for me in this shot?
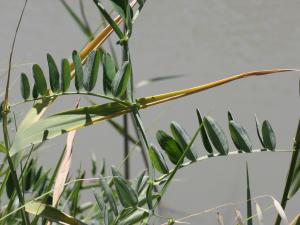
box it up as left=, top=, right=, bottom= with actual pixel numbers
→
left=255, top=115, right=265, bottom=148
left=72, top=50, right=84, bottom=91
left=103, top=52, right=116, bottom=95
left=61, top=58, right=71, bottom=92
left=170, top=121, right=198, bottom=161
left=10, top=101, right=129, bottom=154
left=112, top=61, right=131, bottom=98
left=148, top=145, right=169, bottom=174
left=93, top=0, right=124, bottom=40
left=32, top=64, right=48, bottom=96
left=196, top=109, right=213, bottom=154
left=262, top=120, right=276, bottom=151
left=203, top=116, right=229, bottom=155
left=32, top=84, right=39, bottom=99
left=110, top=0, right=128, bottom=20
left=134, top=170, right=148, bottom=195
left=113, top=175, right=139, bottom=208
left=119, top=210, right=149, bottom=225
left=99, top=174, right=118, bottom=216
left=229, top=120, right=252, bottom=152
left=47, top=53, right=60, bottom=93
left=227, top=111, right=234, bottom=121
left=83, top=50, right=101, bottom=92
left=6, top=173, right=15, bottom=198
left=20, top=73, right=30, bottom=100
left=25, top=201, right=87, bottom=225
left=246, top=163, right=253, bottom=225
left=146, top=182, right=153, bottom=210
left=60, top=0, right=93, bottom=39
left=0, top=143, right=7, bottom=153
left=156, top=130, right=183, bottom=164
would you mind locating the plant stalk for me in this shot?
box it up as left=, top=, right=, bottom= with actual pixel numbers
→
left=123, top=115, right=130, bottom=179
left=274, top=119, right=300, bottom=225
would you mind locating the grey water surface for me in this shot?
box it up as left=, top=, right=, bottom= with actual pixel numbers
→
left=0, top=0, right=300, bottom=224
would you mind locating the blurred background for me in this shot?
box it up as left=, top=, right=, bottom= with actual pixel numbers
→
left=0, top=0, right=299, bottom=224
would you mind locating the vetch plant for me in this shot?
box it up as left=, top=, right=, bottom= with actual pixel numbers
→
left=0, top=0, right=300, bottom=224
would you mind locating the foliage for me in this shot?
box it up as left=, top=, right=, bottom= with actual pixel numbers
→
left=0, top=0, right=299, bottom=225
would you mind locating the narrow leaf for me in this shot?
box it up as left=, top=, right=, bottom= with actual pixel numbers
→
left=148, top=145, right=169, bottom=174
left=246, top=163, right=253, bottom=225
left=119, top=210, right=149, bottom=225
left=103, top=52, right=116, bottom=95
left=32, top=83, right=39, bottom=99
left=146, top=182, right=153, bottom=210
left=32, top=64, right=48, bottom=96
left=288, top=148, right=300, bottom=198
left=20, top=73, right=30, bottom=100
left=72, top=50, right=84, bottom=91
left=272, top=197, right=289, bottom=225
left=6, top=173, right=15, bottom=198
left=134, top=170, right=146, bottom=193
left=112, top=61, right=131, bottom=98
left=25, top=201, right=87, bottom=225
left=93, top=0, right=124, bottom=40
left=47, top=53, right=60, bottom=93
left=52, top=129, right=76, bottom=206
left=255, top=202, right=263, bottom=225
left=61, top=58, right=71, bottom=92
left=255, top=115, right=265, bottom=148
left=235, top=209, right=245, bottom=225
left=170, top=121, right=198, bottom=161
left=262, top=120, right=276, bottom=150
left=99, top=174, right=118, bottom=216
left=228, top=111, right=234, bottom=121
left=217, top=212, right=225, bottom=225
left=83, top=50, right=101, bottom=92
left=203, top=116, right=229, bottom=155
left=156, top=130, right=183, bottom=164
left=196, top=109, right=213, bottom=154
left=113, top=176, right=139, bottom=208
left=229, top=120, right=252, bottom=152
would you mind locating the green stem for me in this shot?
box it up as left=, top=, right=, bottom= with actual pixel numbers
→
left=156, top=149, right=294, bottom=184
left=10, top=91, right=131, bottom=107
left=2, top=112, right=30, bottom=225
left=274, top=119, right=300, bottom=225
left=123, top=114, right=130, bottom=179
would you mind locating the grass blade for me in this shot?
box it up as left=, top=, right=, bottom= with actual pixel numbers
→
left=246, top=163, right=253, bottom=225
left=272, top=197, right=289, bottom=225
left=25, top=201, right=87, bottom=225
left=52, top=129, right=76, bottom=207
left=255, top=202, right=263, bottom=225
